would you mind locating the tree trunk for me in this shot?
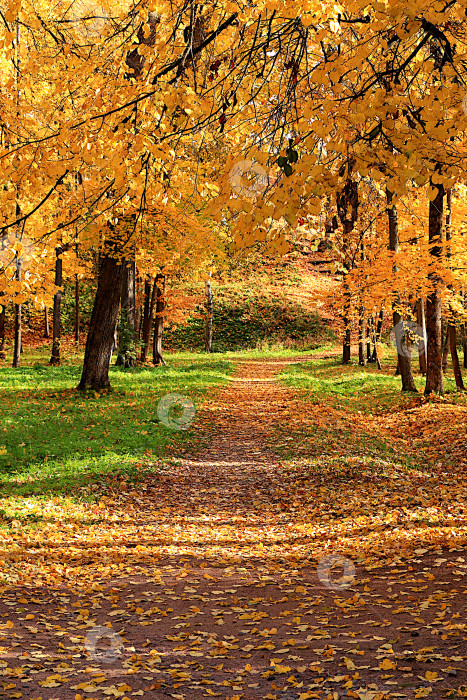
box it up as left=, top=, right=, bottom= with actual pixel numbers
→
left=44, top=306, right=50, bottom=338
left=77, top=253, right=125, bottom=391
left=0, top=300, right=5, bottom=360
left=139, top=278, right=152, bottom=361
left=135, top=275, right=142, bottom=339
left=442, top=326, right=449, bottom=373
left=141, top=277, right=157, bottom=363
left=342, top=307, right=351, bottom=363
left=387, top=189, right=417, bottom=392
left=110, top=326, right=118, bottom=364
left=205, top=273, right=213, bottom=353
left=336, top=172, right=358, bottom=365
left=366, top=318, right=372, bottom=362
left=442, top=192, right=451, bottom=376
left=372, top=315, right=382, bottom=370
left=13, top=303, right=21, bottom=367
left=371, top=309, right=383, bottom=364
left=12, top=256, right=21, bottom=368
left=75, top=275, right=80, bottom=346
left=153, top=274, right=166, bottom=366
left=424, top=180, right=444, bottom=396
left=358, top=306, right=366, bottom=365
left=415, top=299, right=427, bottom=375
left=49, top=247, right=63, bottom=366
left=448, top=324, right=465, bottom=391
left=116, top=259, right=137, bottom=367
left=441, top=189, right=464, bottom=389
left=463, top=325, right=467, bottom=369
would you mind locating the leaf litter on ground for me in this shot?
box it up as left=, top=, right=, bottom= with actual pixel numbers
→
left=0, top=353, right=465, bottom=699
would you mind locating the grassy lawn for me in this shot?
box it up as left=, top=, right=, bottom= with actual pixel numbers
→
left=276, top=349, right=467, bottom=473
left=272, top=351, right=467, bottom=549
left=279, top=352, right=463, bottom=413
left=0, top=346, right=235, bottom=525
left=0, top=342, right=328, bottom=531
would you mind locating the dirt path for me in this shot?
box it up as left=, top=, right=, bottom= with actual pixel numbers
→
left=0, top=357, right=465, bottom=700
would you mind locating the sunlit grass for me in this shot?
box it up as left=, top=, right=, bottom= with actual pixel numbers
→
left=279, top=348, right=466, bottom=413
left=0, top=346, right=235, bottom=506
left=276, top=346, right=467, bottom=481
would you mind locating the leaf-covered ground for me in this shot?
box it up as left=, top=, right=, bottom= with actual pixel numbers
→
left=0, top=354, right=465, bottom=700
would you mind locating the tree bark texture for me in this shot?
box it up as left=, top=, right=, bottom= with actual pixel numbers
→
left=77, top=253, right=125, bottom=390
left=424, top=180, right=444, bottom=396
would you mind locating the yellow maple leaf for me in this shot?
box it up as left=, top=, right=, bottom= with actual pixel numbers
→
left=425, top=671, right=438, bottom=681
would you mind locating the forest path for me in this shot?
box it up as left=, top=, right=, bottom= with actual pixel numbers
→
left=0, top=354, right=465, bottom=700
left=154, top=355, right=310, bottom=545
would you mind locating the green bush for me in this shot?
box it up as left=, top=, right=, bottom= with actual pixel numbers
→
left=165, top=295, right=333, bottom=352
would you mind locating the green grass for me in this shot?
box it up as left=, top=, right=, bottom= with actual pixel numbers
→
left=165, top=297, right=335, bottom=352
left=0, top=346, right=235, bottom=504
left=279, top=351, right=464, bottom=414
left=275, top=348, right=467, bottom=477
left=218, top=343, right=336, bottom=360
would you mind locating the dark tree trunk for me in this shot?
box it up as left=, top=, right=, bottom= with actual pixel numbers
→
left=415, top=299, right=427, bottom=375
left=77, top=253, right=125, bottom=391
left=387, top=190, right=417, bottom=392
left=441, top=190, right=464, bottom=389
left=205, top=273, right=213, bottom=353
left=153, top=275, right=166, bottom=366
left=0, top=300, right=5, bottom=360
left=12, top=256, right=21, bottom=368
left=135, top=275, right=142, bottom=339
left=342, top=310, right=351, bottom=364
left=139, top=278, right=152, bottom=361
left=44, top=306, right=50, bottom=338
left=49, top=247, right=63, bottom=366
left=366, top=318, right=372, bottom=363
left=372, top=317, right=382, bottom=370
left=141, top=277, right=157, bottom=363
left=442, top=324, right=449, bottom=373
left=75, top=275, right=80, bottom=346
left=448, top=324, right=465, bottom=391
left=371, top=309, right=383, bottom=364
left=116, top=259, right=137, bottom=367
left=464, top=325, right=467, bottom=369
left=424, top=180, right=444, bottom=396
left=336, top=170, right=359, bottom=365
left=358, top=238, right=366, bottom=367
left=358, top=306, right=366, bottom=365
left=391, top=315, right=417, bottom=390
left=13, top=303, right=21, bottom=367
